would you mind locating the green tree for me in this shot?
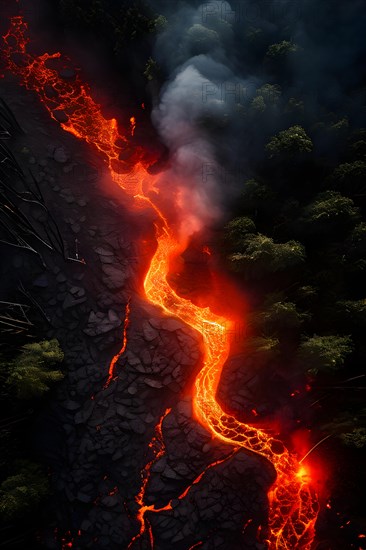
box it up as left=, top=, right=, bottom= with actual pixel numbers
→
left=245, top=26, right=265, bottom=45
left=250, top=95, right=266, bottom=114
left=347, top=136, right=366, bottom=161
left=298, top=335, right=353, bottom=374
left=152, top=15, right=168, bottom=33
left=246, top=336, right=280, bottom=359
left=7, top=340, right=64, bottom=399
left=266, top=40, right=299, bottom=58
left=59, top=1, right=166, bottom=48
left=333, top=299, right=366, bottom=330
left=346, top=223, right=366, bottom=263
left=229, top=234, right=305, bottom=276
left=266, top=125, right=313, bottom=157
left=301, top=191, right=360, bottom=235
left=144, top=57, right=160, bottom=81
left=241, top=179, right=276, bottom=213
left=224, top=216, right=256, bottom=250
left=254, top=300, right=310, bottom=333
left=0, top=461, right=49, bottom=521
left=340, top=428, right=366, bottom=448
left=329, top=161, right=366, bottom=195
left=257, top=83, right=281, bottom=105
left=329, top=117, right=349, bottom=136
left=250, top=84, right=281, bottom=113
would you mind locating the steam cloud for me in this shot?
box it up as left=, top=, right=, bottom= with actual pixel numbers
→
left=152, top=64, right=225, bottom=238
left=151, top=2, right=244, bottom=239
left=150, top=0, right=366, bottom=237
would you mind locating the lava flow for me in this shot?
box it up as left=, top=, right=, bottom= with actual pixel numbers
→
left=2, top=15, right=320, bottom=549
left=128, top=406, right=238, bottom=549
left=104, top=299, right=131, bottom=388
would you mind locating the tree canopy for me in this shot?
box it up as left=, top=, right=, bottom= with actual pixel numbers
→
left=254, top=300, right=310, bottom=333
left=298, top=335, right=353, bottom=374
left=266, top=40, right=299, bottom=58
left=0, top=461, right=49, bottom=521
left=266, top=125, right=313, bottom=157
left=6, top=340, right=64, bottom=399
left=229, top=234, right=305, bottom=276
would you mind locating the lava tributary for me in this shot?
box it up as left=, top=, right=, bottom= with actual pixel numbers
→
left=2, top=15, right=320, bottom=549
left=104, top=299, right=131, bottom=388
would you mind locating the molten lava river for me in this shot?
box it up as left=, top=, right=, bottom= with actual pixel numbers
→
left=2, top=16, right=320, bottom=550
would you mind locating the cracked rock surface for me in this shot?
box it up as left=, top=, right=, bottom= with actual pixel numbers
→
left=0, top=79, right=272, bottom=550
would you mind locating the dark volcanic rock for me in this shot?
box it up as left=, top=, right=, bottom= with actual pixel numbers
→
left=83, top=310, right=121, bottom=336
left=102, top=264, right=129, bottom=290
left=53, top=146, right=69, bottom=163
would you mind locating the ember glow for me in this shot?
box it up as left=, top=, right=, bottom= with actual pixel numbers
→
left=2, top=15, right=320, bottom=549
left=130, top=116, right=136, bottom=136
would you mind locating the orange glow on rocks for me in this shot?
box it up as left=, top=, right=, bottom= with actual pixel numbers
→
left=3, top=16, right=321, bottom=549
left=143, top=230, right=319, bottom=548
left=130, top=116, right=136, bottom=136
left=128, top=405, right=238, bottom=548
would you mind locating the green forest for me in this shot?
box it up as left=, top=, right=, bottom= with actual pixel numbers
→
left=1, top=0, right=366, bottom=549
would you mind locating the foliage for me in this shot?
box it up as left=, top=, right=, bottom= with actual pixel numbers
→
left=0, top=461, right=49, bottom=521
left=347, top=138, right=366, bottom=161
left=254, top=300, right=310, bottom=333
left=224, top=216, right=256, bottom=250
left=330, top=161, right=366, bottom=194
left=333, top=299, right=366, bottom=331
left=266, top=125, right=313, bottom=157
left=298, top=335, right=353, bottom=374
left=153, top=15, right=168, bottom=32
left=250, top=95, right=266, bottom=114
left=257, top=84, right=282, bottom=105
left=144, top=57, right=160, bottom=81
left=346, top=223, right=366, bottom=260
left=241, top=179, right=276, bottom=212
left=350, top=222, right=366, bottom=245
left=245, top=26, right=264, bottom=44
left=229, top=234, right=305, bottom=276
left=6, top=340, right=64, bottom=399
left=58, top=0, right=166, bottom=52
left=340, top=428, right=366, bottom=448
left=246, top=336, right=280, bottom=358
left=329, top=117, right=349, bottom=135
left=266, top=40, right=299, bottom=58
left=301, top=191, right=360, bottom=230
left=251, top=84, right=281, bottom=113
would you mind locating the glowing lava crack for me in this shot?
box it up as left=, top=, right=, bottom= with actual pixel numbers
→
left=2, top=15, right=319, bottom=550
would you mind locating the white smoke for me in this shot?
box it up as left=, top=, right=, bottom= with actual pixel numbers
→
left=152, top=63, right=226, bottom=238
left=151, top=2, right=243, bottom=240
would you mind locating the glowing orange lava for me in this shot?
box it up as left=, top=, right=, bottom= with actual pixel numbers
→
left=144, top=231, right=318, bottom=549
left=128, top=406, right=238, bottom=548
left=104, top=299, right=131, bottom=388
left=127, top=407, right=171, bottom=549
left=2, top=15, right=319, bottom=549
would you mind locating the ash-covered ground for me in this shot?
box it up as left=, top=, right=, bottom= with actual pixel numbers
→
left=0, top=77, right=275, bottom=550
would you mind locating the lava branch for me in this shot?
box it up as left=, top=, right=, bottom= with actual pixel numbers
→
left=128, top=406, right=239, bottom=550
left=143, top=229, right=319, bottom=549
left=2, top=16, right=320, bottom=550
left=127, top=407, right=171, bottom=549
left=104, top=299, right=131, bottom=388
